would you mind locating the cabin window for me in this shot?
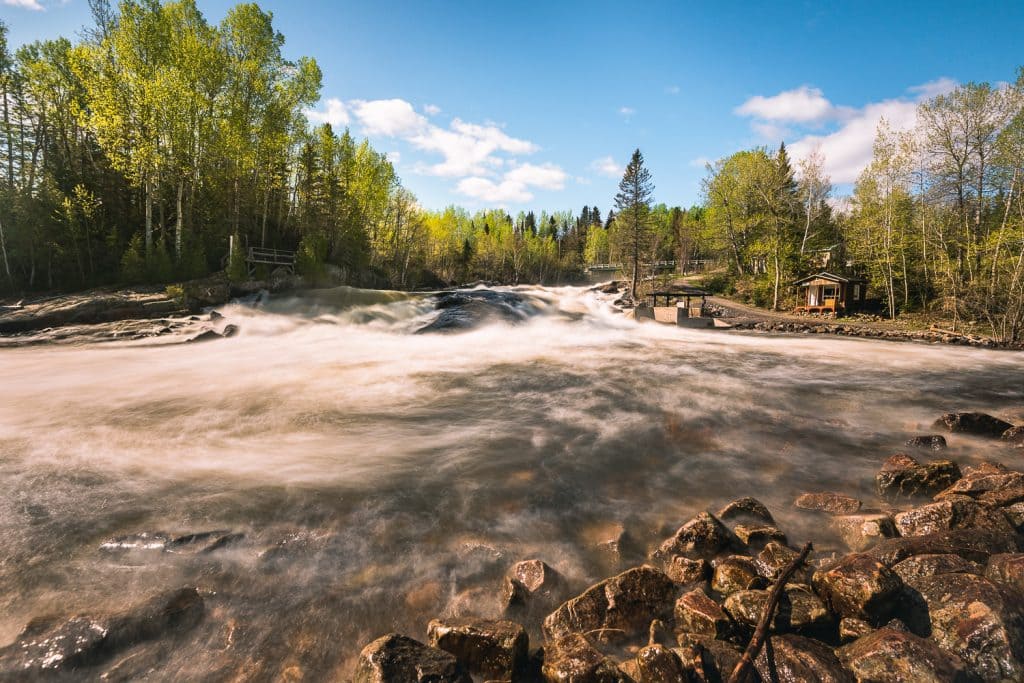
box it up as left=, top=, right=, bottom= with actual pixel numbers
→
left=853, top=284, right=861, bottom=299
left=823, top=286, right=837, bottom=300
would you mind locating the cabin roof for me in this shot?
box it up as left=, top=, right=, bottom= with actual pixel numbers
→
left=792, top=271, right=866, bottom=286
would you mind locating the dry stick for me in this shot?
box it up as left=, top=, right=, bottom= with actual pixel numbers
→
left=727, top=542, right=813, bottom=683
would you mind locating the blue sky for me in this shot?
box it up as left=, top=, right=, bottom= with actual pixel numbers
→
left=3, top=1, right=1024, bottom=213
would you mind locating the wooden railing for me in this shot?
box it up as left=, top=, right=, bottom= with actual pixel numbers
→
left=246, top=247, right=296, bottom=276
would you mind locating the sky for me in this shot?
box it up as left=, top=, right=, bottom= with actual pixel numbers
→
left=3, top=1, right=1024, bottom=214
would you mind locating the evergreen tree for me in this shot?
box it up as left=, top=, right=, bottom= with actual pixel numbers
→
left=613, top=149, right=655, bottom=300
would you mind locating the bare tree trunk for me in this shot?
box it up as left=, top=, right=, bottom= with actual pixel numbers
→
left=0, top=215, right=13, bottom=288
left=175, top=178, right=184, bottom=260
left=145, top=178, right=153, bottom=254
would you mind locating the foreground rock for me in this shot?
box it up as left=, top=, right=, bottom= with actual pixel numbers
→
left=724, top=585, right=831, bottom=635
left=0, top=587, right=204, bottom=678
left=541, top=633, right=628, bottom=682
left=893, top=498, right=1015, bottom=537
left=837, top=627, right=974, bottom=682
left=416, top=290, right=535, bottom=334
left=915, top=572, right=1024, bottom=682
left=542, top=566, right=675, bottom=643
left=905, top=434, right=948, bottom=450
left=935, top=461, right=1024, bottom=506
left=875, top=453, right=961, bottom=499
left=812, top=554, right=903, bottom=625
left=867, top=528, right=1022, bottom=566
left=755, top=634, right=852, bottom=682
left=933, top=411, right=1015, bottom=437
left=354, top=634, right=471, bottom=683
left=427, top=618, right=528, bottom=682
left=655, top=512, right=738, bottom=560
left=502, top=559, right=568, bottom=618
left=832, top=512, right=897, bottom=551
left=674, top=589, right=734, bottom=640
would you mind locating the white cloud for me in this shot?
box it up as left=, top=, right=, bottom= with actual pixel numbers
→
left=351, top=99, right=427, bottom=137
left=735, top=85, right=839, bottom=123
left=304, top=98, right=349, bottom=127
left=665, top=85, right=681, bottom=95
left=619, top=106, right=636, bottom=117
left=505, top=162, right=567, bottom=190
left=590, top=156, right=621, bottom=178
left=689, top=156, right=712, bottom=169
left=306, top=96, right=560, bottom=205
left=386, top=151, right=401, bottom=164
left=457, top=162, right=567, bottom=204
left=3, top=0, right=45, bottom=9
left=727, top=79, right=960, bottom=185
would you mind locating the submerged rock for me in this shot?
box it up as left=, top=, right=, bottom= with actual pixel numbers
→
left=1003, top=425, right=1024, bottom=445
left=542, top=565, right=676, bottom=644
left=832, top=512, right=897, bottom=551
left=837, top=627, right=973, bottom=682
left=501, top=559, right=568, bottom=618
left=354, top=634, right=471, bottom=683
left=905, top=434, right=948, bottom=450
left=0, top=587, right=204, bottom=678
left=427, top=618, right=528, bottom=682
left=933, top=412, right=1015, bottom=437
left=794, top=492, right=862, bottom=515
left=416, top=290, right=534, bottom=334
left=812, top=554, right=903, bottom=625
left=876, top=453, right=961, bottom=499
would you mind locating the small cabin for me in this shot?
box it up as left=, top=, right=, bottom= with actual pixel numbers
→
left=793, top=272, right=867, bottom=315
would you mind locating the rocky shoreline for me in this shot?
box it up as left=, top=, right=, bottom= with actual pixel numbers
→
left=731, top=319, right=1024, bottom=351
left=346, top=411, right=1024, bottom=682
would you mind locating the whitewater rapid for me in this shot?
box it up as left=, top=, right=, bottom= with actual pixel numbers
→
left=1, top=285, right=1022, bottom=678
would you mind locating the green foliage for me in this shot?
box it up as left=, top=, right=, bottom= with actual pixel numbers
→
left=295, top=232, right=328, bottom=283
left=164, top=283, right=185, bottom=306
left=120, top=233, right=147, bottom=284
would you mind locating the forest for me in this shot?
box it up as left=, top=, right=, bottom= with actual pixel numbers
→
left=1, top=1, right=1023, bottom=340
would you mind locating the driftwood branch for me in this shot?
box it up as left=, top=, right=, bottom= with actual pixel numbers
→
left=727, top=542, right=813, bottom=683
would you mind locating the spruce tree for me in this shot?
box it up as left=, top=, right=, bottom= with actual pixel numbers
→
left=613, top=149, right=655, bottom=301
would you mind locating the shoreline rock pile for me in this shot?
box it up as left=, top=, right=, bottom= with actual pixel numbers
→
left=734, top=319, right=1023, bottom=350
left=354, top=412, right=1024, bottom=682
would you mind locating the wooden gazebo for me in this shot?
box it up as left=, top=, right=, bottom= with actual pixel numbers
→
left=646, top=285, right=709, bottom=310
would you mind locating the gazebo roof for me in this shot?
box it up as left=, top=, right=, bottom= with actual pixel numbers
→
left=792, top=271, right=866, bottom=286
left=648, top=285, right=709, bottom=297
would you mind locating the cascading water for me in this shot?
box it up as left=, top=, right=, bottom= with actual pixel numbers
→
left=1, top=285, right=1022, bottom=679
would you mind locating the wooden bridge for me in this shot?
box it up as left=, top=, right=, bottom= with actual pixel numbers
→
left=586, top=260, right=715, bottom=273
left=246, top=247, right=296, bottom=277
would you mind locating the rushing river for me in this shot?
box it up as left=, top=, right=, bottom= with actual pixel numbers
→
left=1, top=285, right=1023, bottom=679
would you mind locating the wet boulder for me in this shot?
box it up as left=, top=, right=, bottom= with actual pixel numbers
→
left=905, top=434, right=948, bottom=451
left=867, top=528, right=1022, bottom=567
left=875, top=453, right=961, bottom=499
left=0, top=587, right=204, bottom=678
left=986, top=553, right=1024, bottom=591
left=634, top=644, right=688, bottom=683
left=837, top=617, right=873, bottom=643
left=1003, top=502, right=1024, bottom=530
left=891, top=553, right=982, bottom=588
left=655, top=512, right=738, bottom=560
left=934, top=462, right=1024, bottom=506
left=894, top=499, right=1015, bottom=537
left=710, top=556, right=766, bottom=595
left=673, top=589, right=734, bottom=640
left=755, top=542, right=813, bottom=584
left=355, top=634, right=471, bottom=683
left=542, top=565, right=676, bottom=644
left=502, top=559, right=568, bottom=617
left=416, top=290, right=534, bottom=334
left=812, top=554, right=903, bottom=625
left=540, top=633, right=630, bottom=682
left=915, top=572, right=1024, bottom=682
left=832, top=512, right=897, bottom=552
left=933, top=412, right=1014, bottom=437
left=717, top=496, right=775, bottom=525
left=427, top=618, right=528, bottom=682
left=732, top=524, right=787, bottom=550
left=836, top=627, right=974, bottom=682
left=675, top=634, right=743, bottom=682
left=724, top=585, right=831, bottom=635
left=1003, top=425, right=1024, bottom=445
left=794, top=492, right=862, bottom=516
left=754, top=634, right=852, bottom=683
left=664, top=556, right=710, bottom=585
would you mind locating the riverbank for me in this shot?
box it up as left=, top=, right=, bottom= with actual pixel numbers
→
left=346, top=411, right=1024, bottom=682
